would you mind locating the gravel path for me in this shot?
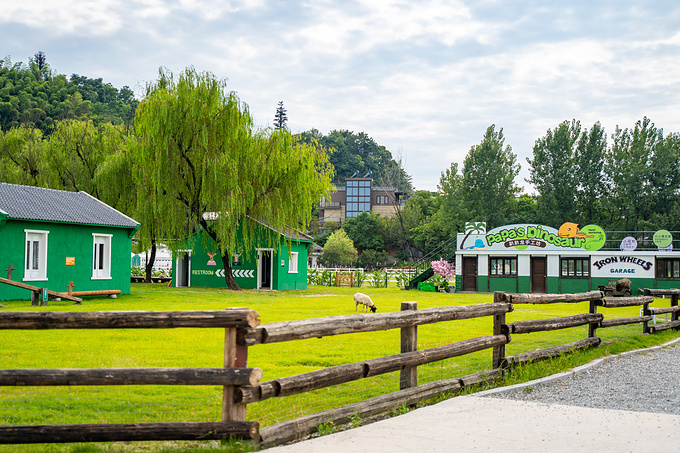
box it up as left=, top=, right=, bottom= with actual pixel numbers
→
left=485, top=342, right=680, bottom=415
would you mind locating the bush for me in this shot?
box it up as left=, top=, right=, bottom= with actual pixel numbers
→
left=353, top=269, right=365, bottom=287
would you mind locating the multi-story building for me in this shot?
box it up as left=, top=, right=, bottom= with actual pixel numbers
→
left=318, top=177, right=406, bottom=229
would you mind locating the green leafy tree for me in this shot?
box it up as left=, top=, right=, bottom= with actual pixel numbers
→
left=574, top=122, right=607, bottom=224
left=604, top=117, right=663, bottom=230
left=356, top=249, right=390, bottom=270
left=45, top=120, right=123, bottom=198
left=134, top=68, right=333, bottom=290
left=0, top=125, right=46, bottom=185
left=341, top=212, right=385, bottom=252
left=435, top=162, right=466, bottom=239
left=460, top=125, right=520, bottom=228
left=506, top=193, right=538, bottom=224
left=298, top=129, right=413, bottom=193
left=320, top=229, right=357, bottom=267
left=527, top=120, right=581, bottom=225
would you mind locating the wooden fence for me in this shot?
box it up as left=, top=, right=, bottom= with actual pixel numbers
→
left=1, top=288, right=679, bottom=447
left=0, top=310, right=262, bottom=444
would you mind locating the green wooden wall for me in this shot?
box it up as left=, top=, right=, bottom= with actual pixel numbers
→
left=0, top=219, right=134, bottom=301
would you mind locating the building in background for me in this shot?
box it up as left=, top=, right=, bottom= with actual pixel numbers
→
left=318, top=177, right=407, bottom=230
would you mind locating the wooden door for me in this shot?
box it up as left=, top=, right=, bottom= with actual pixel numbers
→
left=462, top=257, right=477, bottom=291
left=531, top=257, right=547, bottom=293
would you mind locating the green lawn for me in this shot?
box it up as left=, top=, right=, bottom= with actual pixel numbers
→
left=1, top=283, right=679, bottom=452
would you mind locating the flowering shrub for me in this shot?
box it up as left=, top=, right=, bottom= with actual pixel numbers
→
left=431, top=259, right=455, bottom=280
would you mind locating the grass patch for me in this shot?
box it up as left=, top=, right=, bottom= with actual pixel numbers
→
left=1, top=283, right=679, bottom=452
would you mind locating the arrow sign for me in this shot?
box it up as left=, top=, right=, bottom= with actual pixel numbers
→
left=214, top=269, right=254, bottom=278
left=233, top=269, right=255, bottom=278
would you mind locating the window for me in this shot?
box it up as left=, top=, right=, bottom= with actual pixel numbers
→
left=92, top=234, right=112, bottom=279
left=561, top=258, right=590, bottom=278
left=289, top=252, right=299, bottom=274
left=657, top=258, right=680, bottom=279
left=345, top=180, right=372, bottom=218
left=375, top=195, right=389, bottom=205
left=490, top=257, right=517, bottom=276
left=24, top=230, right=48, bottom=281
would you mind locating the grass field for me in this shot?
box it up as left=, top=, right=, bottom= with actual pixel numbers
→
left=1, top=283, right=680, bottom=452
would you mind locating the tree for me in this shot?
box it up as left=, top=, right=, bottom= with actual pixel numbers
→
left=300, top=129, right=414, bottom=193
left=460, top=125, right=520, bottom=228
left=274, top=101, right=287, bottom=130
left=341, top=212, right=385, bottom=252
left=134, top=68, right=334, bottom=290
left=604, top=117, right=663, bottom=230
left=0, top=125, right=46, bottom=185
left=356, top=249, right=389, bottom=270
left=574, top=122, right=607, bottom=224
left=320, top=229, right=357, bottom=267
left=527, top=120, right=581, bottom=225
left=436, top=162, right=466, bottom=238
left=45, top=120, right=123, bottom=198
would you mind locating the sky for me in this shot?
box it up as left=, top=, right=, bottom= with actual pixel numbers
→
left=2, top=1, right=680, bottom=192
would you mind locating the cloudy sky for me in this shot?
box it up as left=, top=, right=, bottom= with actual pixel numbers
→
left=3, top=1, right=680, bottom=191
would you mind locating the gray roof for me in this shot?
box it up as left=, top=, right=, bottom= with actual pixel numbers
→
left=0, top=183, right=139, bottom=229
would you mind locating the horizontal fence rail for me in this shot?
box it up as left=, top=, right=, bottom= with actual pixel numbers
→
left=238, top=303, right=512, bottom=346
left=0, top=309, right=260, bottom=330
left=0, top=422, right=260, bottom=444
left=0, top=368, right=263, bottom=387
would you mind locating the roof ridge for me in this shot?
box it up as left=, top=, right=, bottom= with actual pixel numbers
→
left=78, top=191, right=140, bottom=227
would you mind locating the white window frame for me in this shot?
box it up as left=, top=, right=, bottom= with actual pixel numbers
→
left=92, top=233, right=113, bottom=280
left=288, top=251, right=299, bottom=274
left=23, top=229, right=49, bottom=282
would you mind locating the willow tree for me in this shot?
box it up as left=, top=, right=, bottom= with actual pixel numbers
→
left=135, top=68, right=334, bottom=290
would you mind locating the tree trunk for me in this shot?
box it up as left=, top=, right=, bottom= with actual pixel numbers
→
left=144, top=241, right=157, bottom=283
left=220, top=250, right=241, bottom=291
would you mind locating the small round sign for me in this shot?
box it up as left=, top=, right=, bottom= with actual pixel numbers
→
left=653, top=230, right=673, bottom=248
left=620, top=236, right=637, bottom=251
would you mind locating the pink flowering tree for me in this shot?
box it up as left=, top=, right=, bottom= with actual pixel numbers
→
left=430, top=259, right=455, bottom=290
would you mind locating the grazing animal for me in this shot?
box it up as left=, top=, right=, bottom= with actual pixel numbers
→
left=354, top=292, right=377, bottom=313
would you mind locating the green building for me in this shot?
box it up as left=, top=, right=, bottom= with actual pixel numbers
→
left=456, top=223, right=680, bottom=294
left=172, top=221, right=312, bottom=291
left=0, top=183, right=140, bottom=301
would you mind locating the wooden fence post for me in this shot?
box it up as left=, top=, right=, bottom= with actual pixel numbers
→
left=672, top=294, right=679, bottom=324
left=642, top=301, right=651, bottom=334
left=223, top=309, right=249, bottom=422
left=588, top=297, right=598, bottom=338
left=399, top=301, right=418, bottom=391
left=492, top=291, right=506, bottom=369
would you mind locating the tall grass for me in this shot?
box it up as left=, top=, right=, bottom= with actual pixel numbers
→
left=1, top=283, right=679, bottom=452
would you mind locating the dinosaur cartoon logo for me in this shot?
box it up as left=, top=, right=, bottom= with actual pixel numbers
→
left=558, top=222, right=593, bottom=239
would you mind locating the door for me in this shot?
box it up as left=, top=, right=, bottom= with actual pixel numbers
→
left=531, top=257, right=547, bottom=293
left=176, top=252, right=191, bottom=287
left=258, top=250, right=273, bottom=290
left=462, top=257, right=477, bottom=291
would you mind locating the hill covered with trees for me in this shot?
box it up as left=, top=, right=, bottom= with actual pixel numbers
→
left=0, top=52, right=138, bottom=135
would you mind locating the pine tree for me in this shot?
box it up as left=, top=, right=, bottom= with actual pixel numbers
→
left=274, top=101, right=288, bottom=130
